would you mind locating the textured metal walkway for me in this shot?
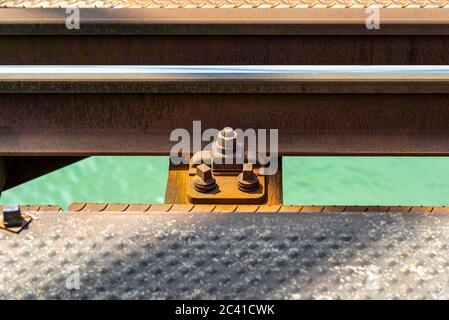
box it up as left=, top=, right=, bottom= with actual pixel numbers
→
left=1, top=0, right=448, bottom=9
left=1, top=210, right=449, bottom=299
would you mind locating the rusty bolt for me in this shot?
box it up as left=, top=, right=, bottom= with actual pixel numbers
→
left=237, top=163, right=259, bottom=192
left=216, top=127, right=237, bottom=152
left=242, top=163, right=256, bottom=180
left=2, top=205, right=24, bottom=228
left=194, top=163, right=217, bottom=193
left=222, top=127, right=234, bottom=138
left=197, top=163, right=214, bottom=184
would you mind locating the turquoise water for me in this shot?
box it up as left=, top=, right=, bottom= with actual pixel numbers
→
left=1, top=157, right=449, bottom=209
left=0, top=157, right=168, bottom=208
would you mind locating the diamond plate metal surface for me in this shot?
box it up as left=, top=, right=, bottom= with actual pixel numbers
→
left=0, top=0, right=448, bottom=8
left=1, top=211, right=449, bottom=299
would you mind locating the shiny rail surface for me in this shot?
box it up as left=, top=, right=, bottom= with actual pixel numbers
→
left=6, top=65, right=449, bottom=74
left=5, top=65, right=449, bottom=76
left=3, top=65, right=449, bottom=93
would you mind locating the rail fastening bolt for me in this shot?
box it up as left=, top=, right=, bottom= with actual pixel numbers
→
left=193, top=163, right=217, bottom=193
left=237, top=163, right=259, bottom=192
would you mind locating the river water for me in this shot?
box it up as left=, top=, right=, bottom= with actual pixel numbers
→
left=1, top=156, right=448, bottom=209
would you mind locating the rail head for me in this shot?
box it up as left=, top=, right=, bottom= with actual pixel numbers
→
left=2, top=65, right=449, bottom=93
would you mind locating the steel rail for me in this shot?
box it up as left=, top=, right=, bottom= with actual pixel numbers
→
left=1, top=66, right=449, bottom=156
left=0, top=8, right=449, bottom=64
left=2, top=66, right=449, bottom=93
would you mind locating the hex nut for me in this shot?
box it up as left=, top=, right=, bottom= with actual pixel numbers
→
left=194, top=164, right=217, bottom=193
left=216, top=127, right=237, bottom=152
left=237, top=164, right=259, bottom=192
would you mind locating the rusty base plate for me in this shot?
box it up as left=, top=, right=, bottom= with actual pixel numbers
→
left=187, top=175, right=266, bottom=204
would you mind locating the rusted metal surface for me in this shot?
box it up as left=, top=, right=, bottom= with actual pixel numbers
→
left=0, top=8, right=449, bottom=64
left=188, top=173, right=266, bottom=204
left=65, top=203, right=449, bottom=213
left=2, top=1, right=449, bottom=9
left=3, top=34, right=449, bottom=65
left=165, top=163, right=189, bottom=204
left=2, top=67, right=449, bottom=157
left=0, top=202, right=443, bottom=216
left=186, top=127, right=270, bottom=204
left=237, top=164, right=260, bottom=192
left=192, top=164, right=217, bottom=193
left=165, top=159, right=282, bottom=204
left=0, top=205, right=62, bottom=212
left=1, top=8, right=449, bottom=35
left=3, top=91, right=449, bottom=155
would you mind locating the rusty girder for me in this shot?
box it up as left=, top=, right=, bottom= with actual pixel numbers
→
left=0, top=8, right=449, bottom=64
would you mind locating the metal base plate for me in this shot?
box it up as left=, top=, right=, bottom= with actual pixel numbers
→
left=187, top=174, right=266, bottom=204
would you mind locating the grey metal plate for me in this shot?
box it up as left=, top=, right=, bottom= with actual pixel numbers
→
left=1, top=211, right=448, bottom=299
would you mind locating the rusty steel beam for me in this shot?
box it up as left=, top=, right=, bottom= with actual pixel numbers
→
left=2, top=93, right=449, bottom=156
left=1, top=67, right=449, bottom=156
left=0, top=8, right=449, bottom=64
left=2, top=34, right=449, bottom=65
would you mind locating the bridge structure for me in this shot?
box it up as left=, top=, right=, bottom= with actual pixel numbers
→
left=1, top=2, right=449, bottom=299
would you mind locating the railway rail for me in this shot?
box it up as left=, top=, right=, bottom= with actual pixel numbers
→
left=2, top=66, right=449, bottom=157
